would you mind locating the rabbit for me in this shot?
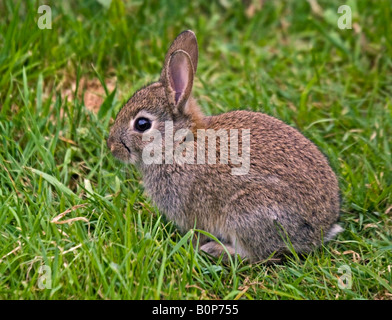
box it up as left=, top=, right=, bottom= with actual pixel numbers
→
left=107, top=30, right=342, bottom=263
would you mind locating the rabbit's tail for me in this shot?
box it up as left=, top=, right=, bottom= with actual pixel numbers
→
left=324, top=224, right=344, bottom=242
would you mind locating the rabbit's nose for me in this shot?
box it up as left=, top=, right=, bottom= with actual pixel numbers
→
left=107, top=135, right=114, bottom=151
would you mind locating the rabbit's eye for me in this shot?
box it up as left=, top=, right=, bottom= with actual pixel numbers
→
left=134, top=117, right=152, bottom=132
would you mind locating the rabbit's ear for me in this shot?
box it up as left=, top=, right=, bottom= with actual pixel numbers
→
left=160, top=30, right=198, bottom=79
left=164, top=50, right=194, bottom=110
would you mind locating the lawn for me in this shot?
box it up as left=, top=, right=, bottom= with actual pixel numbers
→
left=0, top=0, right=391, bottom=300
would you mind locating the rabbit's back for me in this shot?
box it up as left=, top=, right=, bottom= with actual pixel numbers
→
left=204, top=110, right=340, bottom=257
left=205, top=110, right=340, bottom=222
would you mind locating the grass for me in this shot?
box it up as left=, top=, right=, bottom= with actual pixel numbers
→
left=0, top=0, right=391, bottom=300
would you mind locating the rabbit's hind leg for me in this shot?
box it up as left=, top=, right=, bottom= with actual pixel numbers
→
left=200, top=241, right=236, bottom=261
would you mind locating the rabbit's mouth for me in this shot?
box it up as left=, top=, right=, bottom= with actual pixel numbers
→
left=120, top=137, right=132, bottom=155
left=107, top=133, right=134, bottom=164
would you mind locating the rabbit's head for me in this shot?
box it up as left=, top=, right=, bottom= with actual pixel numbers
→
left=107, top=30, right=204, bottom=165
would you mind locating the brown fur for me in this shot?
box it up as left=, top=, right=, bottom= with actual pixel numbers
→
left=107, top=30, right=342, bottom=263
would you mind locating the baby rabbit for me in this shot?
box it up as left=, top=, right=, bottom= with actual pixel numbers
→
left=107, top=30, right=342, bottom=262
